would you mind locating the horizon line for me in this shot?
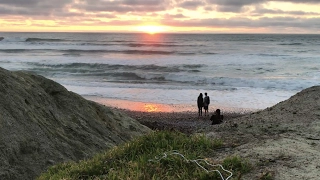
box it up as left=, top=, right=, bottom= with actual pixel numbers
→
left=1, top=31, right=320, bottom=35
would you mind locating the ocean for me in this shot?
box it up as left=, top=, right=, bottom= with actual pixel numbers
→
left=0, top=32, right=319, bottom=112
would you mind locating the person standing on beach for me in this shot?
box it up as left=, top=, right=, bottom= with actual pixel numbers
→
left=197, top=93, right=204, bottom=116
left=203, top=92, right=210, bottom=116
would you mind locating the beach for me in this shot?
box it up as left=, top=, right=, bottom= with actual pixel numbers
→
left=85, top=95, right=253, bottom=134
left=85, top=96, right=255, bottom=113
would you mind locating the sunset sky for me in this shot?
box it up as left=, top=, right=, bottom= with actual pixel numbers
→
left=0, top=0, right=319, bottom=33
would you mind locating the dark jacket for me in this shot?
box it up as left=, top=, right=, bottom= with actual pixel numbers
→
left=211, top=114, right=223, bottom=124
left=197, top=96, right=204, bottom=107
left=211, top=109, right=223, bottom=124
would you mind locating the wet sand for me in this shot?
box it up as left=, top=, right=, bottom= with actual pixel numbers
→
left=85, top=96, right=256, bottom=113
left=85, top=96, right=251, bottom=134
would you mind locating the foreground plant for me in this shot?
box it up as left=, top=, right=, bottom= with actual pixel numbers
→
left=38, top=131, right=251, bottom=180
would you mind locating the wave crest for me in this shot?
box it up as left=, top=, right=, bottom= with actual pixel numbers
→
left=278, top=43, right=303, bottom=46
left=26, top=38, right=64, bottom=42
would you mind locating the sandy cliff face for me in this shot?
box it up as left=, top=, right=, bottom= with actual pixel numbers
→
left=206, top=86, right=320, bottom=179
left=0, top=67, right=151, bottom=180
left=225, top=86, right=320, bottom=136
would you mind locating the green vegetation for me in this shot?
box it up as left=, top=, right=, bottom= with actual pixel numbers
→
left=259, top=171, right=274, bottom=180
left=222, top=156, right=251, bottom=174
left=38, top=131, right=251, bottom=180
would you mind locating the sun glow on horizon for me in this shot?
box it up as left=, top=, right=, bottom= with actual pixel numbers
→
left=136, top=25, right=167, bottom=34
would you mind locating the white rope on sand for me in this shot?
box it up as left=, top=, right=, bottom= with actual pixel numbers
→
left=149, top=150, right=233, bottom=180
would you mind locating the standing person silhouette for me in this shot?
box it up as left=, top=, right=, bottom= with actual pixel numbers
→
left=203, top=92, right=210, bottom=116
left=197, top=93, right=204, bottom=117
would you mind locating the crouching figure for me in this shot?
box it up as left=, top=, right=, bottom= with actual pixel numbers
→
left=210, top=109, right=223, bottom=125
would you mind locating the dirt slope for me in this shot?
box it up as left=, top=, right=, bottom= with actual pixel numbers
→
left=0, top=67, right=151, bottom=180
left=205, top=86, right=320, bottom=179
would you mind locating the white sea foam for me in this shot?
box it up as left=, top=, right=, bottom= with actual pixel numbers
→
left=64, top=84, right=292, bottom=111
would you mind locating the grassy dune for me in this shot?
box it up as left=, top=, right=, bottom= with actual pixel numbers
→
left=38, top=131, right=251, bottom=180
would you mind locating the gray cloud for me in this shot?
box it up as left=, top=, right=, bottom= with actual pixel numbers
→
left=161, top=16, right=320, bottom=31
left=273, top=0, right=320, bottom=3
left=0, top=0, right=73, bottom=8
left=207, top=0, right=320, bottom=6
left=74, top=0, right=169, bottom=13
left=179, top=0, right=205, bottom=10
left=253, top=7, right=320, bottom=16
left=163, top=13, right=187, bottom=19
left=207, top=0, right=264, bottom=6
left=207, top=0, right=320, bottom=12
left=122, top=0, right=163, bottom=6
left=1, top=0, right=320, bottom=16
left=0, top=0, right=168, bottom=16
left=0, top=0, right=43, bottom=6
left=206, top=0, right=264, bottom=12
left=0, top=0, right=73, bottom=16
left=0, top=0, right=319, bottom=33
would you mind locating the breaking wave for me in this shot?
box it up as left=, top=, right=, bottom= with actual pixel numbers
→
left=26, top=38, right=65, bottom=42
left=27, top=62, right=200, bottom=73
left=0, top=48, right=212, bottom=56
left=0, top=49, right=30, bottom=53
left=278, top=43, right=304, bottom=46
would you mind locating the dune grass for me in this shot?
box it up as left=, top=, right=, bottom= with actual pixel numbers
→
left=38, top=131, right=251, bottom=180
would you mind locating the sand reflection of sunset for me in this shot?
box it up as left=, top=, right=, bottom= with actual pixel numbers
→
left=143, top=104, right=159, bottom=112
left=87, top=97, right=178, bottom=112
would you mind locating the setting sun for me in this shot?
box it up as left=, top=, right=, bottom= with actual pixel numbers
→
left=136, top=25, right=166, bottom=34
